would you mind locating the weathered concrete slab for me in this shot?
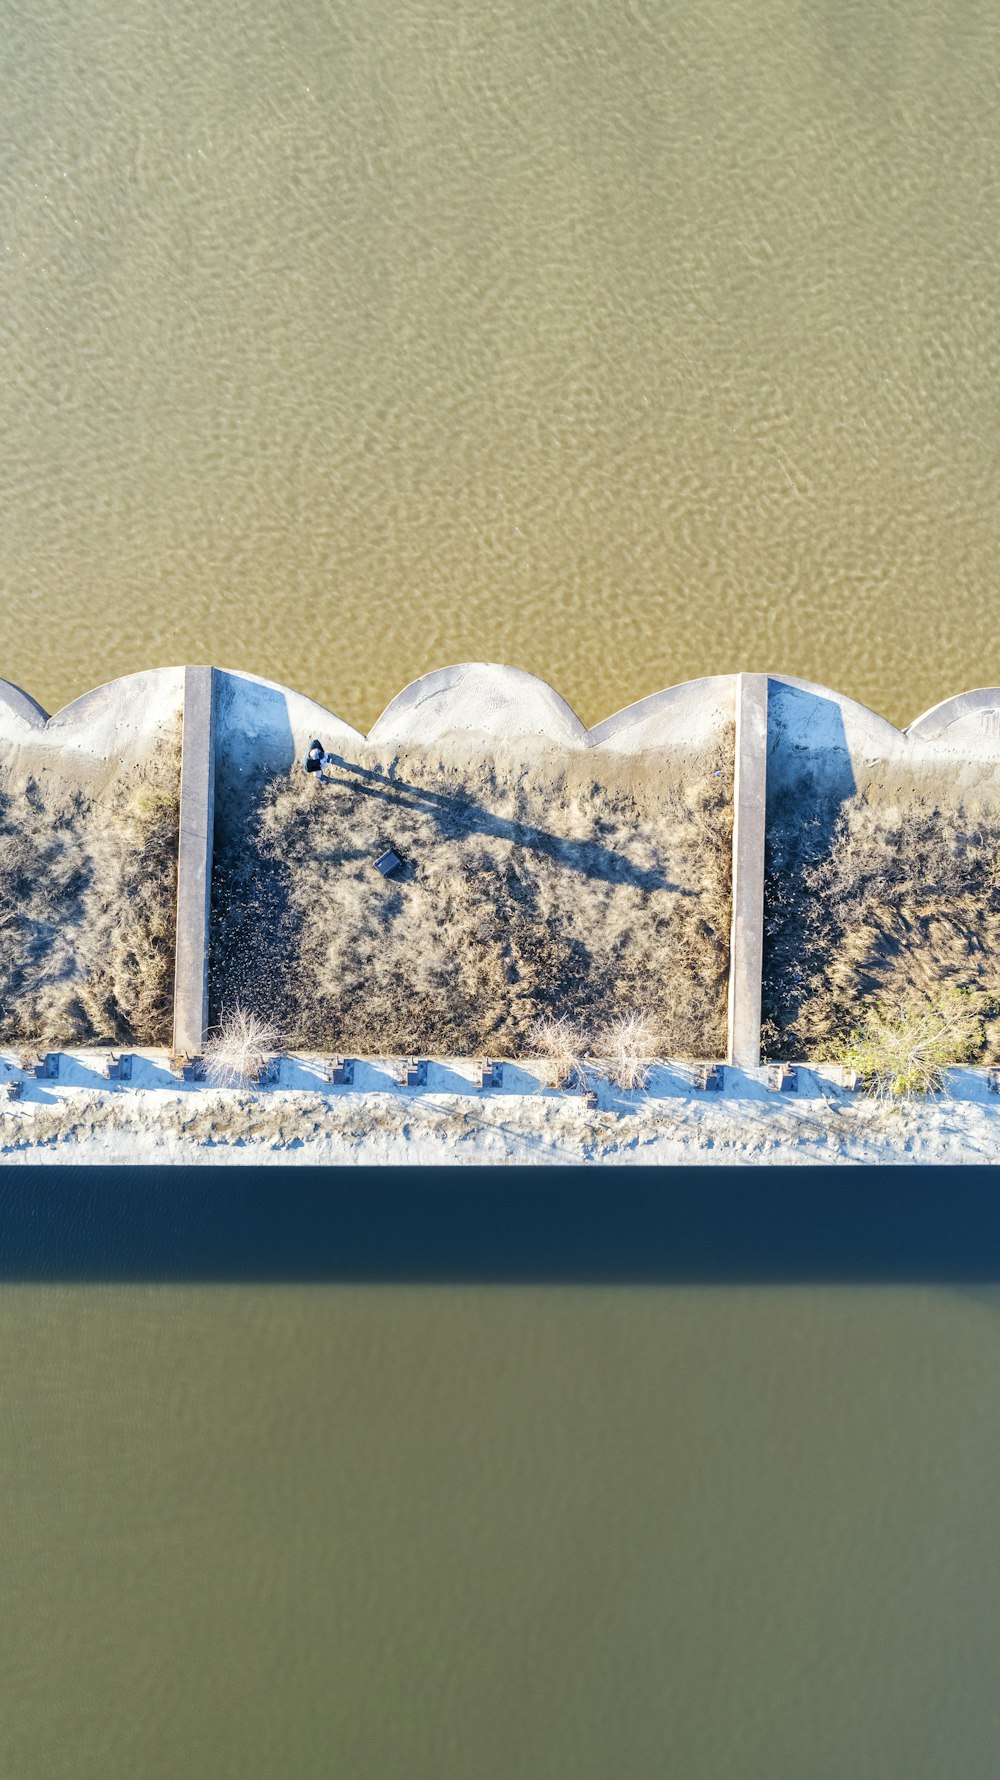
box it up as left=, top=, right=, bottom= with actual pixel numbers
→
left=173, top=667, right=216, bottom=1057
left=727, top=674, right=768, bottom=1070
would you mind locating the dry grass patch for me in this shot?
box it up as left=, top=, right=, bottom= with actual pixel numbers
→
left=210, top=734, right=733, bottom=1058
left=0, top=729, right=181, bottom=1045
left=590, top=1009, right=663, bottom=1091
left=762, top=786, right=1000, bottom=1062
left=529, top=1012, right=592, bottom=1089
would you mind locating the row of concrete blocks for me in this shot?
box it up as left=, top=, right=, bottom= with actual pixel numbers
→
left=4, top=1050, right=132, bottom=1096
left=5, top=1054, right=1000, bottom=1101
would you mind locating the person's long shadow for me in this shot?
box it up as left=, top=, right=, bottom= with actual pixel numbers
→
left=318, top=754, right=695, bottom=896
left=2, top=1165, right=1000, bottom=1283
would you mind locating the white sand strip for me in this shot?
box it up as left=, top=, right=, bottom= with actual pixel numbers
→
left=1, top=1053, right=998, bottom=1166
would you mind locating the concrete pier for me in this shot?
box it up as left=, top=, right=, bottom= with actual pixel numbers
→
left=172, top=667, right=216, bottom=1057
left=726, top=673, right=768, bottom=1069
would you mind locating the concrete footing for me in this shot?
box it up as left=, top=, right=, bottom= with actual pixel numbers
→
left=172, top=667, right=217, bottom=1058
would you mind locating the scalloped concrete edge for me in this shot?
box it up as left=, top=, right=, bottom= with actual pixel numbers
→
left=3, top=664, right=1000, bottom=750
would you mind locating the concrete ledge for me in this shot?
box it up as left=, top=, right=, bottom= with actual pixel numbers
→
left=172, top=667, right=216, bottom=1057
left=727, top=674, right=768, bottom=1070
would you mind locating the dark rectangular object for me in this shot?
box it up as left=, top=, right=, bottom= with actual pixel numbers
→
left=374, top=849, right=403, bottom=877
left=30, top=1053, right=59, bottom=1080
left=325, top=1059, right=355, bottom=1086
left=694, top=1064, right=721, bottom=1092
left=181, top=1057, right=206, bottom=1082
left=5, top=1080, right=23, bottom=1102
left=105, top=1054, right=133, bottom=1082
left=479, top=1061, right=503, bottom=1089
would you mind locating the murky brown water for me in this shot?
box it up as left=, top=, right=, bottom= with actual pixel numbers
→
left=2, top=0, right=999, bottom=729
left=4, top=1283, right=1000, bottom=1780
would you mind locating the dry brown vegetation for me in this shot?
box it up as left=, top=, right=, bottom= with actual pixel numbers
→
left=0, top=731, right=181, bottom=1045
left=762, top=784, right=1000, bottom=1062
left=203, top=1005, right=278, bottom=1088
left=210, top=734, right=734, bottom=1058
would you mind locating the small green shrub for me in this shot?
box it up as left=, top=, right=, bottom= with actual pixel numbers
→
left=837, top=987, right=986, bottom=1099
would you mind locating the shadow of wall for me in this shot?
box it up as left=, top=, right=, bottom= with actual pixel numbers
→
left=208, top=675, right=302, bottom=1032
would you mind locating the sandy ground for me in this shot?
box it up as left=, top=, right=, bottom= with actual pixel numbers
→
left=2, top=1050, right=998, bottom=1166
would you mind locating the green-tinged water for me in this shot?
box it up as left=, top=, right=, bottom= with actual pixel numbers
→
left=3, top=1283, right=1000, bottom=1778
left=2, top=0, right=999, bottom=728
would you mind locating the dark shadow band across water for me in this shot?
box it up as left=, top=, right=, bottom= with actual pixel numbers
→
left=2, top=1165, right=1000, bottom=1283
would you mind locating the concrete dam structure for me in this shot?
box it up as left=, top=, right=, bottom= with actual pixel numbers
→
left=2, top=664, right=999, bottom=1069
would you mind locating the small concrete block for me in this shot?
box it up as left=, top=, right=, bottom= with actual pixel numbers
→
left=181, top=1056, right=206, bottom=1082
left=694, top=1064, right=721, bottom=1091
left=766, top=1063, right=797, bottom=1093
left=405, top=1058, right=429, bottom=1088
left=325, top=1058, right=355, bottom=1086
left=5, top=1079, right=23, bottom=1101
left=374, top=849, right=403, bottom=877
left=105, top=1053, right=133, bottom=1082
left=988, top=1067, right=1000, bottom=1095
left=479, top=1061, right=503, bottom=1089
left=839, top=1066, right=861, bottom=1092
left=32, top=1053, right=59, bottom=1080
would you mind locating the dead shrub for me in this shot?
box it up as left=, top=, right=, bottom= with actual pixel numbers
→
left=528, top=1012, right=592, bottom=1089
left=590, top=1008, right=663, bottom=1091
left=203, top=1005, right=278, bottom=1089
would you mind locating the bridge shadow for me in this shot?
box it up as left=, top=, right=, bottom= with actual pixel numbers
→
left=2, top=1165, right=1000, bottom=1284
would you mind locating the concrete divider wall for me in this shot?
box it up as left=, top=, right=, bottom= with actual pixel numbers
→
left=172, top=667, right=217, bottom=1058
left=727, top=675, right=768, bottom=1069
